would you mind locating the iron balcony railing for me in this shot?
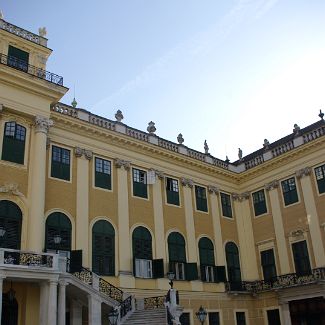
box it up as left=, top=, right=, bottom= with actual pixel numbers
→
left=0, top=53, right=64, bottom=86
left=225, top=267, right=325, bottom=293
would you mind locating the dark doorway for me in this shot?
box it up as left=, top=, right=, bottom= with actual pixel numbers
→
left=290, top=297, right=325, bottom=325
left=1, top=292, right=18, bottom=325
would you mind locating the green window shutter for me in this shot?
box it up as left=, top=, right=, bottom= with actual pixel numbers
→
left=214, top=266, right=226, bottom=283
left=132, top=226, right=152, bottom=260
left=168, top=232, right=186, bottom=262
left=152, top=259, right=164, bottom=278
left=252, top=190, right=267, bottom=216
left=317, top=179, right=325, bottom=194
left=225, top=242, right=242, bottom=283
left=292, top=241, right=311, bottom=276
left=95, top=171, right=111, bottom=189
left=8, top=46, right=29, bottom=72
left=185, top=263, right=198, bottom=281
left=200, top=265, right=207, bottom=282
left=261, top=249, right=277, bottom=281
left=167, top=190, right=179, bottom=205
left=195, top=186, right=208, bottom=212
left=133, top=182, right=147, bottom=198
left=221, top=193, right=232, bottom=218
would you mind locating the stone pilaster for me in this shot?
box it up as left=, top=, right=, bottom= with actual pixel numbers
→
left=208, top=186, right=225, bottom=265
left=232, top=192, right=259, bottom=280
left=265, top=180, right=290, bottom=274
left=296, top=167, right=325, bottom=267
left=28, top=116, right=53, bottom=251
left=115, top=159, right=134, bottom=288
left=75, top=147, right=92, bottom=267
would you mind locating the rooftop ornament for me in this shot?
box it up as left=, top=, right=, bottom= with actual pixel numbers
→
left=263, top=139, right=270, bottom=150
left=0, top=10, right=4, bottom=20
left=147, top=121, right=156, bottom=134
left=38, top=27, right=47, bottom=37
left=115, top=109, right=124, bottom=122
left=319, top=109, right=324, bottom=120
left=293, top=123, right=300, bottom=135
left=177, top=133, right=184, bottom=145
left=71, top=97, right=77, bottom=108
left=204, top=140, right=209, bottom=154
left=238, top=148, right=243, bottom=160
left=225, top=156, right=230, bottom=163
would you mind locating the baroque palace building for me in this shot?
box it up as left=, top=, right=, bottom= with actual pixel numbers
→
left=0, top=16, right=325, bottom=325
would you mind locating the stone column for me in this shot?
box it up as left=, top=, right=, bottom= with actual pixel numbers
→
left=58, top=280, right=67, bottom=325
left=232, top=193, right=259, bottom=280
left=39, top=282, right=49, bottom=325
left=47, top=280, right=58, bottom=325
left=181, top=178, right=197, bottom=263
left=88, top=294, right=101, bottom=325
left=75, top=148, right=92, bottom=267
left=115, top=159, right=134, bottom=288
left=208, top=186, right=225, bottom=265
left=280, top=302, right=292, bottom=325
left=296, top=167, right=325, bottom=267
left=70, top=299, right=83, bottom=325
left=0, top=276, right=4, bottom=322
left=28, top=116, right=53, bottom=251
left=265, top=181, right=290, bottom=274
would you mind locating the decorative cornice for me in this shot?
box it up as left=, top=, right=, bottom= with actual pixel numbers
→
left=35, top=116, right=53, bottom=134
left=265, top=180, right=279, bottom=191
left=115, top=159, right=131, bottom=170
left=207, top=185, right=219, bottom=195
left=0, top=183, right=23, bottom=197
left=74, top=147, right=93, bottom=160
left=232, top=192, right=250, bottom=202
left=295, top=167, right=311, bottom=179
left=180, top=177, right=194, bottom=188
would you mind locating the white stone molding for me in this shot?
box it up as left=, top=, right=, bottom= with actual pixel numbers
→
left=115, top=158, right=131, bottom=170
left=232, top=192, right=249, bottom=202
left=265, top=180, right=279, bottom=191
left=295, top=167, right=311, bottom=179
left=180, top=177, right=193, bottom=188
left=0, top=183, right=23, bottom=197
left=34, top=116, right=53, bottom=134
left=74, top=147, right=93, bottom=160
left=207, top=185, right=219, bottom=195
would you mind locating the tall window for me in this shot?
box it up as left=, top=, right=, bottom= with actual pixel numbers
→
left=166, top=177, right=179, bottom=205
left=208, top=312, right=220, bottom=325
left=168, top=232, right=198, bottom=281
left=260, top=249, right=277, bottom=282
left=225, top=242, right=242, bottom=290
left=199, top=237, right=215, bottom=282
left=266, top=309, right=281, bottom=325
left=2, top=122, right=26, bottom=164
left=92, top=220, right=115, bottom=275
left=292, top=240, right=311, bottom=276
left=95, top=157, right=111, bottom=190
left=45, top=212, right=72, bottom=253
left=133, top=168, right=147, bottom=198
left=252, top=190, right=267, bottom=216
left=179, top=313, right=190, bottom=325
left=0, top=200, right=22, bottom=249
left=236, top=312, right=246, bottom=325
left=220, top=193, right=232, bottom=218
left=314, top=164, right=325, bottom=194
left=8, top=45, right=29, bottom=72
left=133, top=226, right=153, bottom=278
left=281, top=177, right=298, bottom=206
left=51, top=146, right=71, bottom=181
left=195, top=185, right=208, bottom=212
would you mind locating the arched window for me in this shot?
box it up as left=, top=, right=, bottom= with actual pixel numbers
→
left=45, top=212, right=72, bottom=253
left=2, top=121, right=26, bottom=164
left=132, top=226, right=153, bottom=278
left=225, top=242, right=242, bottom=290
left=92, top=220, right=115, bottom=276
left=199, top=237, right=215, bottom=282
left=167, top=232, right=197, bottom=281
left=0, top=200, right=22, bottom=249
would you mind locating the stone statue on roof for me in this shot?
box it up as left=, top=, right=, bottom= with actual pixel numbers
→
left=238, top=148, right=243, bottom=160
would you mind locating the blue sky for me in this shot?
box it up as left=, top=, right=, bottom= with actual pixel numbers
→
left=2, top=1, right=325, bottom=161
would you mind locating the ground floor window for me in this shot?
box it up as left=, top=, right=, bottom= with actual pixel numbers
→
left=1, top=292, right=18, bottom=325
left=208, top=312, right=220, bottom=325
left=267, top=309, right=281, bottom=325
left=180, top=312, right=190, bottom=325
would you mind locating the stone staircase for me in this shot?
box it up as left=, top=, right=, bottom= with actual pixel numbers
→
left=121, top=308, right=167, bottom=325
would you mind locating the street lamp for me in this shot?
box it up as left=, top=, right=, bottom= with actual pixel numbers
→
left=196, top=306, right=207, bottom=325
left=0, top=226, right=6, bottom=238
left=167, top=271, right=175, bottom=289
left=108, top=309, right=119, bottom=325
left=53, top=234, right=62, bottom=245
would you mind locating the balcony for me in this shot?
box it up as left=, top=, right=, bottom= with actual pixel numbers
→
left=0, top=53, right=64, bottom=86
left=225, top=267, right=325, bottom=293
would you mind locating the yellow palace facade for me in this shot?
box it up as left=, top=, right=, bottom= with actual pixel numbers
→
left=0, top=17, right=324, bottom=325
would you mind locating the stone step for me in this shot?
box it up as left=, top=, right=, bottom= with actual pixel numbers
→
left=122, top=308, right=167, bottom=325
